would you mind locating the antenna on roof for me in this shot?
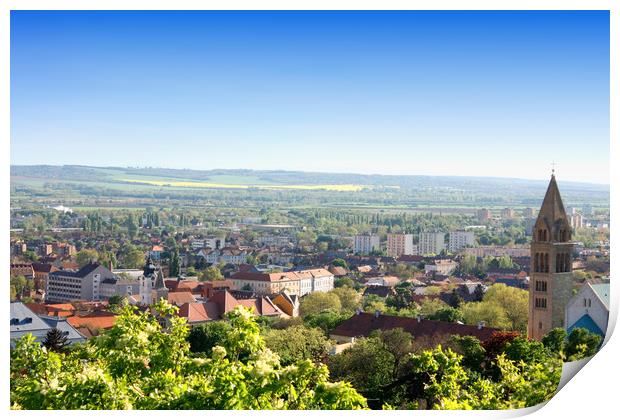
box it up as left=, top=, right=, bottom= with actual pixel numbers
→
left=551, top=161, right=556, bottom=176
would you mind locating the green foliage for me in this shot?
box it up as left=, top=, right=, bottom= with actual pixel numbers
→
left=187, top=321, right=231, bottom=356
left=263, top=325, right=332, bottom=366
left=303, top=310, right=351, bottom=334
left=565, top=328, right=601, bottom=361
left=460, top=284, right=528, bottom=332
left=198, top=266, right=224, bottom=282
left=300, top=292, right=342, bottom=317
left=329, top=287, right=362, bottom=313
left=427, top=307, right=463, bottom=323
left=11, top=301, right=367, bottom=409
left=328, top=337, right=396, bottom=400
left=76, top=249, right=99, bottom=267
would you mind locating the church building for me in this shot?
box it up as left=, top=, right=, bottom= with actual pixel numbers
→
left=528, top=174, right=574, bottom=340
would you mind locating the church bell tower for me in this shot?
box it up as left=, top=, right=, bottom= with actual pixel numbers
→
left=528, top=174, right=574, bottom=340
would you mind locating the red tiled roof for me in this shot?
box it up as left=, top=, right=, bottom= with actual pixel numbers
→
left=178, top=302, right=221, bottom=323
left=331, top=313, right=502, bottom=342
left=66, top=312, right=117, bottom=330
left=167, top=292, right=197, bottom=306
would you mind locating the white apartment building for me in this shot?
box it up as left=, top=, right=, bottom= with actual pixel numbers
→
left=448, top=231, right=475, bottom=253
left=418, top=232, right=445, bottom=255
left=570, top=213, right=584, bottom=229
left=354, top=234, right=380, bottom=254
left=386, top=233, right=414, bottom=257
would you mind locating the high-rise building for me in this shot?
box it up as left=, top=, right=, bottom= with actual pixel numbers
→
left=523, top=208, right=535, bottom=218
left=419, top=232, right=445, bottom=255
left=570, top=213, right=584, bottom=229
left=528, top=174, right=574, bottom=340
left=501, top=208, right=516, bottom=219
left=386, top=233, right=414, bottom=257
left=477, top=208, right=492, bottom=223
left=353, top=234, right=380, bottom=255
left=448, top=231, right=475, bottom=253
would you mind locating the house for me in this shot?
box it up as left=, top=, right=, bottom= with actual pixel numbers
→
left=424, top=259, right=457, bottom=276
left=65, top=311, right=117, bottom=336
left=10, top=263, right=35, bottom=279
left=328, top=266, right=349, bottom=278
left=229, top=268, right=334, bottom=297
left=565, top=282, right=610, bottom=337
left=32, top=262, right=59, bottom=290
left=330, top=312, right=502, bottom=348
left=270, top=291, right=300, bottom=317
left=10, top=302, right=85, bottom=348
left=149, top=245, right=164, bottom=260
left=167, top=292, right=197, bottom=306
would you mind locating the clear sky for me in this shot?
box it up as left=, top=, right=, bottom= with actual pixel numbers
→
left=10, top=11, right=610, bottom=184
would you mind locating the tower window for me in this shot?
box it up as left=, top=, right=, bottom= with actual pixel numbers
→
left=539, top=322, right=543, bottom=330
left=535, top=280, right=547, bottom=292
left=535, top=297, right=547, bottom=309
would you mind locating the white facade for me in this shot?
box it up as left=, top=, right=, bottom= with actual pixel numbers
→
left=419, top=232, right=445, bottom=255
left=354, top=234, right=380, bottom=254
left=448, top=231, right=475, bottom=253
left=386, top=233, right=414, bottom=257
left=424, top=259, right=458, bottom=275
left=565, top=282, right=609, bottom=336
left=570, top=213, right=584, bottom=229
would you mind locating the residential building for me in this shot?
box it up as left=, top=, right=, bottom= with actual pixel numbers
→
left=353, top=234, right=380, bottom=254
left=565, top=282, right=609, bottom=338
left=477, top=208, right=492, bottom=223
left=191, top=235, right=226, bottom=250
left=528, top=174, right=574, bottom=340
left=258, top=235, right=295, bottom=247
left=198, top=246, right=248, bottom=265
left=386, top=233, right=414, bottom=257
left=330, top=312, right=502, bottom=348
left=46, top=262, right=116, bottom=303
left=570, top=213, right=584, bottom=229
left=462, top=246, right=530, bottom=258
left=419, top=232, right=445, bottom=255
left=10, top=302, right=85, bottom=348
left=229, top=268, right=334, bottom=297
left=501, top=208, right=516, bottom=219
left=424, top=259, right=458, bottom=276
left=448, top=231, right=475, bottom=253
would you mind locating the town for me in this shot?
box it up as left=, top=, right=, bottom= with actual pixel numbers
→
left=9, top=168, right=610, bottom=409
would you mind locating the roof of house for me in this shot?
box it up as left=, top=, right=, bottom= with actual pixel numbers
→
left=590, top=283, right=610, bottom=310
left=51, top=262, right=104, bottom=278
left=567, top=313, right=605, bottom=336
left=331, top=312, right=501, bottom=342
left=66, top=311, right=117, bottom=331
left=329, top=266, right=348, bottom=276
left=167, top=292, right=197, bottom=306
left=178, top=302, right=221, bottom=323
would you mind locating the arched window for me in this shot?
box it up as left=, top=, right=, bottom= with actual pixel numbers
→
left=565, top=253, right=570, bottom=272
left=555, top=254, right=560, bottom=273
left=544, top=253, right=549, bottom=272
left=534, top=253, right=540, bottom=272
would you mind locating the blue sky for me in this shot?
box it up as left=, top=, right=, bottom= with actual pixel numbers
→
left=10, top=11, right=610, bottom=184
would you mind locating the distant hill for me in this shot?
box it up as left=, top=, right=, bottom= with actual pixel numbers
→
left=10, top=164, right=609, bottom=208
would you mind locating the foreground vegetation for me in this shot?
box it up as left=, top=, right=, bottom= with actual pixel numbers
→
left=11, top=299, right=601, bottom=410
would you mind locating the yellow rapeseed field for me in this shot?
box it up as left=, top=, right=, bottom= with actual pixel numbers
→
left=119, top=179, right=365, bottom=192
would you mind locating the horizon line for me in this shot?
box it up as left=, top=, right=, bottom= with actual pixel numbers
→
left=10, top=163, right=610, bottom=187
